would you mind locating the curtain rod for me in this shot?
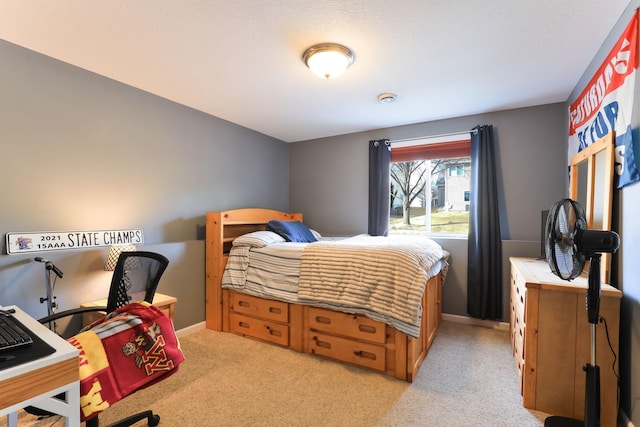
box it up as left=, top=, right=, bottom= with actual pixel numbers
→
left=387, top=129, right=477, bottom=145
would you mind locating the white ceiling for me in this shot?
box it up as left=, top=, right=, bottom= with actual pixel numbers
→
left=0, top=1, right=631, bottom=143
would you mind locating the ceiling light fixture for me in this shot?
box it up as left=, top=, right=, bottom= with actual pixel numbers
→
left=302, top=43, right=354, bottom=80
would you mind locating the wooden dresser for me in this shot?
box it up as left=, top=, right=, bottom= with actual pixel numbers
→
left=509, top=257, right=621, bottom=427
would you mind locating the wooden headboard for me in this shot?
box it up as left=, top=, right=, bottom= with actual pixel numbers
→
left=205, top=208, right=303, bottom=330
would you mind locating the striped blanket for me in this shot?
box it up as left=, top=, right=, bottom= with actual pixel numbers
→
left=298, top=234, right=448, bottom=334
left=222, top=234, right=448, bottom=337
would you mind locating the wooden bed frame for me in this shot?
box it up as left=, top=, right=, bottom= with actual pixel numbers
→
left=205, top=208, right=443, bottom=382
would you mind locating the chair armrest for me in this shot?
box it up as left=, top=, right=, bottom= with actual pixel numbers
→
left=38, top=306, right=108, bottom=325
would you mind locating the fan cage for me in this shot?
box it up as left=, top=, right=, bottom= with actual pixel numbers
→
left=545, top=198, right=586, bottom=281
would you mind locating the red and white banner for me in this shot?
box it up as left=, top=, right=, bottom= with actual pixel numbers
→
left=568, top=10, right=639, bottom=188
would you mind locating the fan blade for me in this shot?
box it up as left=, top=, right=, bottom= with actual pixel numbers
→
left=557, top=205, right=569, bottom=236
left=554, top=242, right=576, bottom=280
left=556, top=205, right=577, bottom=249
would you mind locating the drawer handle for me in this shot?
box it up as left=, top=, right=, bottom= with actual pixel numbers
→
left=268, top=328, right=282, bottom=337
left=313, top=337, right=331, bottom=350
left=354, top=350, right=376, bottom=361
left=315, top=316, right=331, bottom=325
left=358, top=325, right=377, bottom=334
left=269, top=307, right=282, bottom=315
left=238, top=300, right=250, bottom=308
left=238, top=321, right=250, bottom=329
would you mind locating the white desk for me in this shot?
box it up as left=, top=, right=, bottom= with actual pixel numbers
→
left=0, top=305, right=80, bottom=427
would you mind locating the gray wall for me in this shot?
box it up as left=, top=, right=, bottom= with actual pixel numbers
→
left=571, top=3, right=640, bottom=424
left=0, top=39, right=290, bottom=330
left=290, top=103, right=568, bottom=319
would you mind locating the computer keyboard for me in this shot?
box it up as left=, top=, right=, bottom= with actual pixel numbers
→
left=0, top=313, right=34, bottom=352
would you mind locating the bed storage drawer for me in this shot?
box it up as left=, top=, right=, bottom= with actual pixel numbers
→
left=229, top=312, right=289, bottom=347
left=309, top=331, right=386, bottom=372
left=307, top=307, right=386, bottom=344
left=230, top=292, right=289, bottom=323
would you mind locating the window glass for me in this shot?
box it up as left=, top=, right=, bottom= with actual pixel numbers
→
left=389, top=137, right=471, bottom=235
left=449, top=165, right=464, bottom=176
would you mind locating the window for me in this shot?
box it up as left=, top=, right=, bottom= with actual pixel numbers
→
left=449, top=165, right=464, bottom=176
left=388, top=136, right=471, bottom=235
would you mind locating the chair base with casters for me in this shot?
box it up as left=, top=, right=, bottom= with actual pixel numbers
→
left=25, top=404, right=161, bottom=427
left=86, top=409, right=160, bottom=427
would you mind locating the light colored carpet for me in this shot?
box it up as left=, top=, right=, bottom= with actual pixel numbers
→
left=4, top=320, right=547, bottom=426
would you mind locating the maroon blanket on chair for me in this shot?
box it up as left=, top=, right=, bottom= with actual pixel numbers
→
left=66, top=302, right=185, bottom=422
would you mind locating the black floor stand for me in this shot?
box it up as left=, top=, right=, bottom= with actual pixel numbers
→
left=544, top=416, right=583, bottom=427
left=544, top=256, right=603, bottom=427
left=543, top=363, right=600, bottom=427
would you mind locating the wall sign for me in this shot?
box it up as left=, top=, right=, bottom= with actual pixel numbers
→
left=5, top=229, right=144, bottom=255
left=568, top=9, right=640, bottom=189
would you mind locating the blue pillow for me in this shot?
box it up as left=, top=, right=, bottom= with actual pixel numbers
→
left=266, top=220, right=317, bottom=243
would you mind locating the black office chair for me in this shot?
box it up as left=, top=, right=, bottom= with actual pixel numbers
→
left=28, top=251, right=170, bottom=427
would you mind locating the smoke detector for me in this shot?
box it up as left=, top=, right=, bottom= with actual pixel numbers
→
left=377, top=93, right=398, bottom=104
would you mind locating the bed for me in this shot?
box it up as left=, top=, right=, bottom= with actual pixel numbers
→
left=205, top=208, right=449, bottom=382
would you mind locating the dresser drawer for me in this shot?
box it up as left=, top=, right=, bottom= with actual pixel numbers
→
left=230, top=292, right=289, bottom=323
left=307, top=307, right=386, bottom=344
left=512, top=298, right=525, bottom=346
left=510, top=292, right=517, bottom=348
left=229, top=312, right=289, bottom=347
left=513, top=324, right=525, bottom=392
left=513, top=272, right=526, bottom=312
left=309, top=331, right=386, bottom=372
left=510, top=265, right=527, bottom=393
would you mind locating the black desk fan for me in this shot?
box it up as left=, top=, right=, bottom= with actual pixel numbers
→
left=544, top=198, right=619, bottom=427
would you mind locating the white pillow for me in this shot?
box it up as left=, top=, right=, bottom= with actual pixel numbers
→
left=310, top=229, right=322, bottom=240
left=232, top=231, right=286, bottom=248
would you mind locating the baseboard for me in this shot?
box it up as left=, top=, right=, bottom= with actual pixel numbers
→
left=620, top=409, right=634, bottom=427
left=175, top=320, right=206, bottom=338
left=442, top=313, right=510, bottom=331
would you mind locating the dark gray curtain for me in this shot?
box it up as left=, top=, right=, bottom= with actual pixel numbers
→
left=467, top=125, right=502, bottom=320
left=368, top=139, right=391, bottom=236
